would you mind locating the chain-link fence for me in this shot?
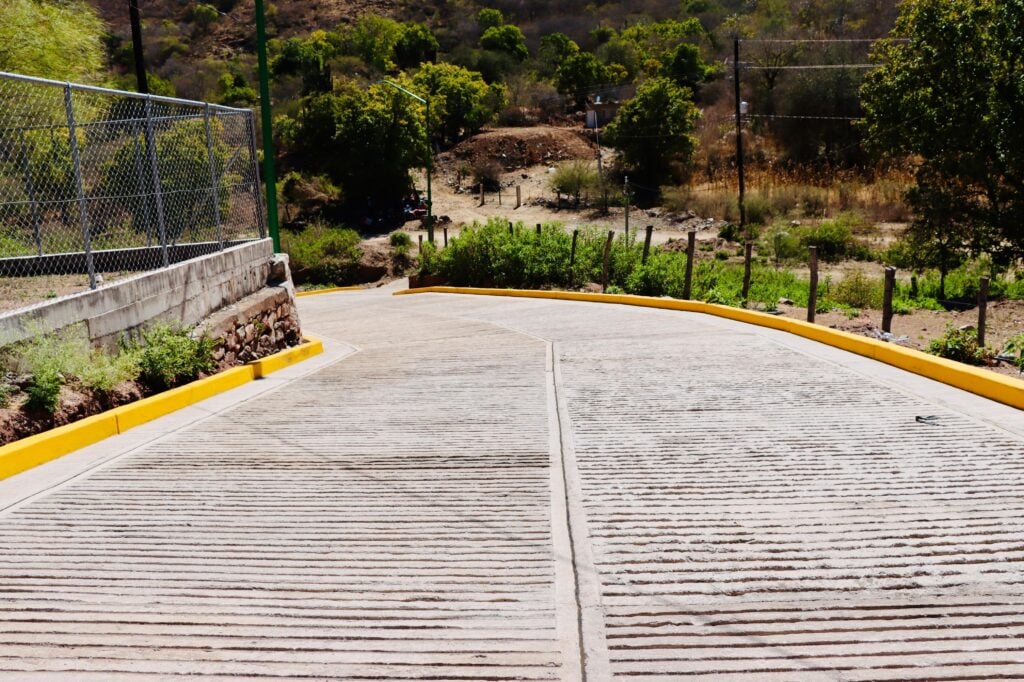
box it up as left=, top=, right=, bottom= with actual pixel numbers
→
left=0, top=71, right=265, bottom=309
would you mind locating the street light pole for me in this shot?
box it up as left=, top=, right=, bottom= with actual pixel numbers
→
left=379, top=80, right=433, bottom=243
left=128, top=0, right=148, bottom=94
left=255, top=0, right=281, bottom=252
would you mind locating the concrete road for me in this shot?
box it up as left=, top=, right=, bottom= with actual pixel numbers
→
left=0, top=287, right=1022, bottom=680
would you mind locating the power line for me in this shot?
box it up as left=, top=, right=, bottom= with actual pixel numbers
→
left=738, top=38, right=909, bottom=44
left=748, top=114, right=863, bottom=121
left=737, top=63, right=879, bottom=70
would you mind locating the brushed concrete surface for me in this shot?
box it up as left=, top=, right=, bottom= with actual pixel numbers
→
left=0, top=287, right=1021, bottom=681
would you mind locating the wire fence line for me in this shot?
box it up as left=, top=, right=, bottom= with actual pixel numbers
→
left=0, top=71, right=266, bottom=300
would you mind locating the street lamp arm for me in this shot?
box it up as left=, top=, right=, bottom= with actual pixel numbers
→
left=378, top=79, right=426, bottom=104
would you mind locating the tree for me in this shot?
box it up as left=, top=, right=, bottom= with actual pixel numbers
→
left=604, top=77, right=699, bottom=182
left=271, top=31, right=338, bottom=94
left=555, top=52, right=610, bottom=108
left=861, top=0, right=1024, bottom=262
left=480, top=25, right=529, bottom=62
left=411, top=63, right=502, bottom=145
left=294, top=83, right=428, bottom=211
left=477, top=8, right=504, bottom=32
left=664, top=43, right=712, bottom=92
left=394, top=22, right=438, bottom=70
left=0, top=0, right=105, bottom=82
left=342, top=15, right=403, bottom=72
left=538, top=33, right=579, bottom=78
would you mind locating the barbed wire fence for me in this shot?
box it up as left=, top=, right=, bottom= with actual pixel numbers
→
left=0, top=71, right=265, bottom=310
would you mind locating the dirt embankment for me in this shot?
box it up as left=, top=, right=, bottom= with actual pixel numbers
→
left=439, top=126, right=598, bottom=172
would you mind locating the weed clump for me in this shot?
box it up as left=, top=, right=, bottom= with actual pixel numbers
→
left=131, top=323, right=215, bottom=391
left=927, top=326, right=993, bottom=366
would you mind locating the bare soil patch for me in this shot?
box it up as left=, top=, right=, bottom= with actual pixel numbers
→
left=775, top=299, right=1024, bottom=378
left=440, top=126, right=597, bottom=172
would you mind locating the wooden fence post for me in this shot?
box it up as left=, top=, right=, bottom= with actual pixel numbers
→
left=536, top=223, right=542, bottom=237
left=683, top=230, right=696, bottom=300
left=741, top=241, right=753, bottom=302
left=508, top=221, right=514, bottom=236
left=882, top=267, right=896, bottom=333
left=807, top=246, right=819, bottom=324
left=418, top=234, right=423, bottom=251
left=642, top=225, right=653, bottom=265
left=602, top=230, right=614, bottom=292
left=516, top=185, right=522, bottom=209
left=443, top=226, right=448, bottom=248
left=569, top=229, right=579, bottom=286
left=479, top=183, right=484, bottom=206
left=978, top=276, right=990, bottom=347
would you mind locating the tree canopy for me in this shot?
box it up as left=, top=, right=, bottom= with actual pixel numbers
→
left=604, top=77, right=700, bottom=182
left=861, top=0, right=1024, bottom=263
left=0, top=0, right=106, bottom=82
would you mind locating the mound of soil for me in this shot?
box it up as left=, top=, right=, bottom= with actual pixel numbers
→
left=441, top=127, right=597, bottom=171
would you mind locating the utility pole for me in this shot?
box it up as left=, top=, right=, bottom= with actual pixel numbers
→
left=128, top=0, right=148, bottom=94
left=255, top=0, right=281, bottom=252
left=733, top=37, right=747, bottom=236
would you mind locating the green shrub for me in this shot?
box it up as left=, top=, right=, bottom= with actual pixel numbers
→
left=389, top=231, right=412, bottom=248
left=16, top=329, right=138, bottom=413
left=133, top=323, right=215, bottom=391
left=760, top=223, right=803, bottom=264
left=550, top=161, right=597, bottom=205
left=830, top=269, right=882, bottom=309
left=26, top=371, right=61, bottom=413
left=798, top=214, right=872, bottom=262
left=0, top=382, right=11, bottom=409
left=282, top=221, right=363, bottom=285
left=718, top=222, right=743, bottom=243
left=927, top=326, right=993, bottom=366
left=1002, top=333, right=1024, bottom=372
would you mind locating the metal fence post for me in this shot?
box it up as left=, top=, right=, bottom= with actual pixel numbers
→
left=203, top=103, right=224, bottom=249
left=130, top=122, right=154, bottom=248
left=143, top=96, right=170, bottom=267
left=64, top=84, right=97, bottom=289
left=18, top=128, right=43, bottom=256
left=246, top=112, right=267, bottom=240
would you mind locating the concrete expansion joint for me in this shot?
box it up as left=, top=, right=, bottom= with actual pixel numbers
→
left=549, top=341, right=612, bottom=682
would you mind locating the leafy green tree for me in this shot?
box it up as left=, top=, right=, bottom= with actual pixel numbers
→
left=294, top=83, right=428, bottom=211
left=0, top=0, right=105, bottom=82
left=271, top=30, right=338, bottom=94
left=861, top=0, right=1024, bottom=262
left=394, top=22, right=438, bottom=70
left=480, top=25, right=529, bottom=62
left=664, top=43, right=713, bottom=91
left=538, top=33, right=579, bottom=78
left=342, top=15, right=403, bottom=72
left=477, top=8, right=504, bottom=32
left=411, top=63, right=502, bottom=144
left=618, top=19, right=706, bottom=73
left=604, top=77, right=699, bottom=182
left=555, top=52, right=610, bottom=107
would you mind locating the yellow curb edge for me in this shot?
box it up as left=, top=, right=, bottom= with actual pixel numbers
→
left=296, top=286, right=362, bottom=297
left=395, top=286, right=1024, bottom=410
left=0, top=337, right=325, bottom=482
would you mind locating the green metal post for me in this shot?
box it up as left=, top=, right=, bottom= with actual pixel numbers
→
left=426, top=98, right=433, bottom=243
left=255, top=0, right=281, bottom=252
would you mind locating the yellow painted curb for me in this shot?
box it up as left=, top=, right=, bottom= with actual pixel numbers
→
left=0, top=338, right=325, bottom=482
left=296, top=286, right=362, bottom=297
left=395, top=286, right=1024, bottom=411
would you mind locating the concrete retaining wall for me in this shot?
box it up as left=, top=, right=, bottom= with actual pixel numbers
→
left=0, top=239, right=281, bottom=347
